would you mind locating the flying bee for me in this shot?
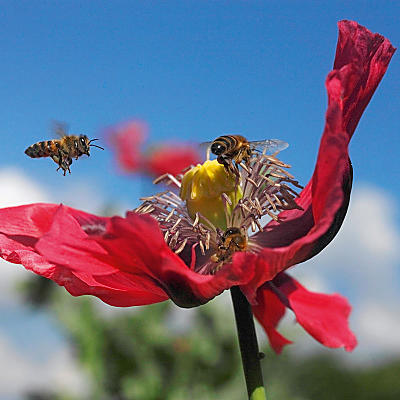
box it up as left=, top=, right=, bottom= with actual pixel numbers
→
left=201, top=135, right=288, bottom=176
left=24, top=123, right=104, bottom=176
left=210, top=227, right=248, bottom=266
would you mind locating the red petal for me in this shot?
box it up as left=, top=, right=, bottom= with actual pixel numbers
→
left=95, top=211, right=251, bottom=307
left=0, top=203, right=59, bottom=238
left=35, top=206, right=249, bottom=308
left=0, top=203, right=168, bottom=306
left=106, top=120, right=147, bottom=172
left=244, top=21, right=395, bottom=298
left=334, top=20, right=396, bottom=137
left=0, top=203, right=250, bottom=308
left=273, top=274, right=357, bottom=351
left=144, top=144, right=202, bottom=176
left=35, top=206, right=171, bottom=306
left=252, top=284, right=292, bottom=354
left=0, top=203, right=59, bottom=278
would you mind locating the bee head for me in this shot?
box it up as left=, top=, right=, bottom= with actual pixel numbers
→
left=211, top=141, right=226, bottom=156
left=223, top=227, right=247, bottom=249
left=224, top=227, right=241, bottom=237
left=78, top=135, right=91, bottom=156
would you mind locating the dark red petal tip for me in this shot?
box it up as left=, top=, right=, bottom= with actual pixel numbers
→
left=334, top=20, right=396, bottom=137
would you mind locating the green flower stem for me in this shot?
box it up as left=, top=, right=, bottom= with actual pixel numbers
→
left=231, top=286, right=266, bottom=400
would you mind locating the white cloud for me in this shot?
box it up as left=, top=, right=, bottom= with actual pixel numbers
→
left=0, top=333, right=89, bottom=397
left=288, top=184, right=400, bottom=363
left=0, top=261, right=31, bottom=306
left=0, top=167, right=52, bottom=207
left=356, top=302, right=400, bottom=354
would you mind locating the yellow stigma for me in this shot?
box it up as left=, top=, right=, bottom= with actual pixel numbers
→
left=179, top=160, right=242, bottom=230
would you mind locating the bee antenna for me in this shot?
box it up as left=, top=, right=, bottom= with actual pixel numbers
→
left=88, top=138, right=100, bottom=143
left=90, top=144, right=105, bottom=150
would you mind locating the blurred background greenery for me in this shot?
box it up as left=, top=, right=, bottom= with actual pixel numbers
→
left=21, top=276, right=400, bottom=400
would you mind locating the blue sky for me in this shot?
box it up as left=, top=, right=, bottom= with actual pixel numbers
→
left=0, top=2, right=399, bottom=397
left=0, top=1, right=398, bottom=211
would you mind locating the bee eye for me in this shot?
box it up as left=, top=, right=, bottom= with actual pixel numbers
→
left=227, top=228, right=240, bottom=236
left=211, top=142, right=225, bottom=155
left=80, top=137, right=86, bottom=145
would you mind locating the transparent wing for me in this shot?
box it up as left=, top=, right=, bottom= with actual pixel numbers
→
left=199, top=141, right=214, bottom=159
left=51, top=120, right=69, bottom=137
left=249, top=139, right=289, bottom=155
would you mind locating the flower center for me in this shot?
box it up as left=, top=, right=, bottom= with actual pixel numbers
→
left=179, top=160, right=242, bottom=230
left=136, top=149, right=303, bottom=274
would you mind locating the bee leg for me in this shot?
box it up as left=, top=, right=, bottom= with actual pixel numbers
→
left=64, top=158, right=72, bottom=175
left=217, top=155, right=229, bottom=168
left=67, top=158, right=72, bottom=174
left=52, top=155, right=60, bottom=166
left=60, top=163, right=68, bottom=176
left=233, top=162, right=241, bottom=177
left=58, top=156, right=72, bottom=176
left=52, top=155, right=65, bottom=174
left=217, top=156, right=236, bottom=176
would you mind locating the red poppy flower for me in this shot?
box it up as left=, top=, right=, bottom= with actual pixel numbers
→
left=106, top=120, right=147, bottom=172
left=0, top=21, right=395, bottom=353
left=107, top=121, right=201, bottom=176
left=144, top=144, right=202, bottom=177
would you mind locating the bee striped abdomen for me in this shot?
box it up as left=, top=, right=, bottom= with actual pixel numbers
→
left=213, top=135, right=247, bottom=155
left=25, top=140, right=60, bottom=158
left=218, top=135, right=237, bottom=152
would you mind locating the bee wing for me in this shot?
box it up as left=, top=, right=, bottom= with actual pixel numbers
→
left=249, top=139, right=289, bottom=155
left=51, top=120, right=69, bottom=137
left=199, top=141, right=214, bottom=159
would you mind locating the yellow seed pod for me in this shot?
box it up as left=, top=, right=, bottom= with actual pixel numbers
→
left=179, top=160, right=242, bottom=230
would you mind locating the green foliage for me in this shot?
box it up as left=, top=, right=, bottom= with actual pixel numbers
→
left=52, top=290, right=244, bottom=400
left=269, top=354, right=400, bottom=400
left=22, top=277, right=400, bottom=400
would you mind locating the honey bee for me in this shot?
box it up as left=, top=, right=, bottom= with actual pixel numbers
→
left=211, top=227, right=248, bottom=265
left=202, top=135, right=288, bottom=175
left=24, top=123, right=104, bottom=175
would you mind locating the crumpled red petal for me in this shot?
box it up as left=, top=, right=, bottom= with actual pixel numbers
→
left=85, top=211, right=251, bottom=307
left=253, top=273, right=357, bottom=353
left=0, top=203, right=168, bottom=306
left=5, top=204, right=247, bottom=308
left=240, top=20, right=395, bottom=302
left=144, top=144, right=202, bottom=176
left=333, top=20, right=397, bottom=138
